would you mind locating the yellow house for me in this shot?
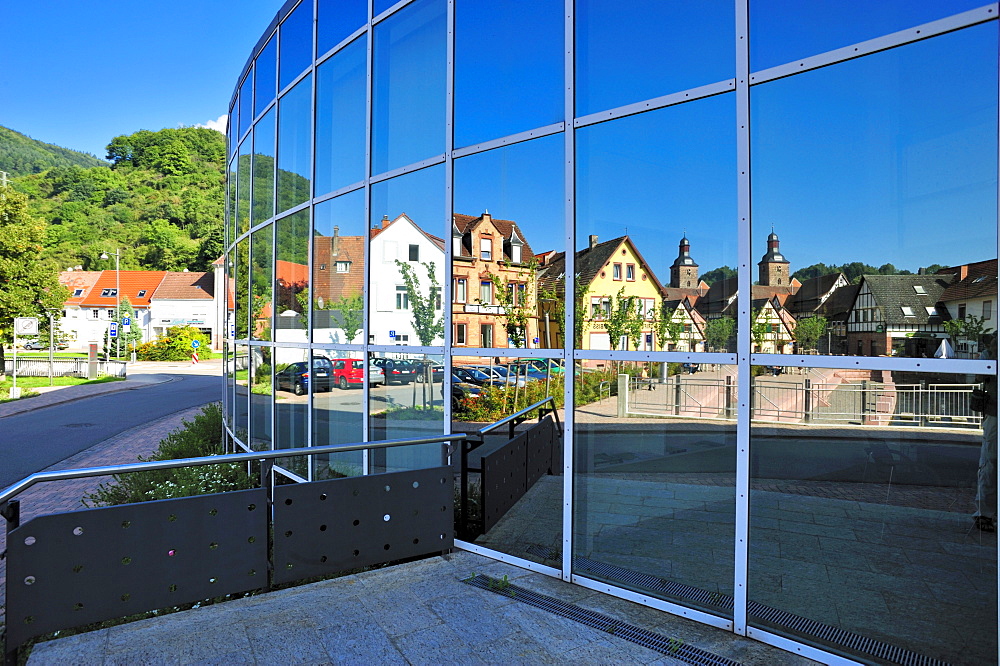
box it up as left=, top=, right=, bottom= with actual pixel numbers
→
left=536, top=235, right=665, bottom=350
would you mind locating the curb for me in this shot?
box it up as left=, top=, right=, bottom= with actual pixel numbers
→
left=0, top=375, right=175, bottom=419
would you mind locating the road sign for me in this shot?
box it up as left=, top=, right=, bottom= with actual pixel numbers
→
left=191, top=340, right=201, bottom=348
left=122, top=316, right=131, bottom=327
left=14, top=317, right=38, bottom=336
left=109, top=322, right=118, bottom=338
left=389, top=330, right=396, bottom=338
left=533, top=337, right=540, bottom=344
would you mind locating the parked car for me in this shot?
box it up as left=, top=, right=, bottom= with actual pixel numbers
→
left=276, top=357, right=334, bottom=395
left=469, top=365, right=528, bottom=388
left=23, top=339, right=69, bottom=351
left=371, top=357, right=417, bottom=384
left=452, top=366, right=506, bottom=388
left=412, top=361, right=444, bottom=383
left=329, top=358, right=385, bottom=389
left=449, top=375, right=482, bottom=412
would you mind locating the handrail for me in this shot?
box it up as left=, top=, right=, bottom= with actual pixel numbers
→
left=476, top=396, right=557, bottom=436
left=0, top=433, right=466, bottom=507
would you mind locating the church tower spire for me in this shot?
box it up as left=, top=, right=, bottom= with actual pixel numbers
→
left=670, top=234, right=699, bottom=288
left=758, top=230, right=790, bottom=286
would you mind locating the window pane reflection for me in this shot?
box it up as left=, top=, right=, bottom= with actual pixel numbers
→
left=318, top=0, right=366, bottom=57
left=249, top=346, right=273, bottom=452
left=311, top=348, right=365, bottom=479
left=748, top=365, right=996, bottom=664
left=575, top=0, right=734, bottom=116
left=251, top=224, right=273, bottom=341
left=237, top=136, right=252, bottom=235
left=369, top=166, right=445, bottom=347
left=238, top=73, right=253, bottom=139
left=315, top=36, right=367, bottom=196
left=279, top=0, right=314, bottom=90
left=252, top=108, right=275, bottom=225
left=313, top=190, right=366, bottom=344
left=368, top=351, right=445, bottom=472
left=372, top=0, right=446, bottom=174
left=277, top=75, right=313, bottom=214
left=576, top=95, right=737, bottom=352
left=750, top=0, right=987, bottom=72
left=454, top=0, right=563, bottom=147
left=751, top=24, right=998, bottom=360
left=274, top=346, right=309, bottom=467
left=454, top=135, right=564, bottom=350
left=255, top=36, right=277, bottom=118
left=275, top=210, right=310, bottom=338
left=574, top=361, right=736, bottom=616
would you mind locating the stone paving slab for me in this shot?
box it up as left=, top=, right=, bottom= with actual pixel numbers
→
left=24, top=550, right=819, bottom=666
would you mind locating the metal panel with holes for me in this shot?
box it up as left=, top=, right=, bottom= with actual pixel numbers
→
left=482, top=432, right=528, bottom=533
left=271, top=467, right=454, bottom=585
left=525, top=416, right=556, bottom=486
left=6, top=489, right=268, bottom=651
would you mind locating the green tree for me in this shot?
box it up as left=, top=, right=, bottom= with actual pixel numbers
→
left=488, top=260, right=537, bottom=348
left=750, top=307, right=770, bottom=352
left=395, top=260, right=443, bottom=346
left=656, top=306, right=685, bottom=351
left=0, top=189, right=69, bottom=370
left=700, top=265, right=736, bottom=286
left=332, top=293, right=363, bottom=344
left=605, top=287, right=640, bottom=351
left=703, top=316, right=735, bottom=352
left=793, top=315, right=827, bottom=352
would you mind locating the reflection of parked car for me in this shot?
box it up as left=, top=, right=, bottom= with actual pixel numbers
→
left=330, top=358, right=384, bottom=389
left=453, top=366, right=505, bottom=388
left=412, top=361, right=444, bottom=383
left=449, top=375, right=481, bottom=411
left=371, top=358, right=416, bottom=384
left=24, top=340, right=68, bottom=350
left=276, top=357, right=334, bottom=395
left=469, top=365, right=528, bottom=388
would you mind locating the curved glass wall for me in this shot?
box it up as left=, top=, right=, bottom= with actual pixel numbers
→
left=226, top=2, right=998, bottom=663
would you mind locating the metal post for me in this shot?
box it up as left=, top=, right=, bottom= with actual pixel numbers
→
left=725, top=375, right=734, bottom=419
left=674, top=373, right=682, bottom=416
left=3, top=499, right=21, bottom=666
left=804, top=378, right=812, bottom=423
left=48, top=311, right=55, bottom=386
left=860, top=380, right=868, bottom=424
left=260, top=458, right=274, bottom=593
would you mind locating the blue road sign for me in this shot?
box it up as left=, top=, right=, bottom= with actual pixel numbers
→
left=191, top=340, right=201, bottom=348
left=109, top=322, right=118, bottom=338
left=122, top=316, right=131, bottom=326
left=389, top=330, right=396, bottom=338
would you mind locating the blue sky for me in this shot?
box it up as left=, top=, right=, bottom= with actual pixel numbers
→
left=0, top=1, right=280, bottom=160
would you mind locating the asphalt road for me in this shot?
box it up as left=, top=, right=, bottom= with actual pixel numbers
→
left=0, top=373, right=221, bottom=489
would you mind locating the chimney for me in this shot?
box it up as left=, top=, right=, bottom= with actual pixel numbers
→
left=332, top=226, right=340, bottom=256
left=589, top=235, right=598, bottom=250
left=959, top=264, right=969, bottom=280
left=382, top=214, right=390, bottom=229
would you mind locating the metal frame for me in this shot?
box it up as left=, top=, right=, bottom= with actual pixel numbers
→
left=219, top=0, right=1000, bottom=662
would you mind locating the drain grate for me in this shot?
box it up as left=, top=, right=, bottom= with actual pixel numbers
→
left=522, top=545, right=950, bottom=666
left=462, top=574, right=742, bottom=666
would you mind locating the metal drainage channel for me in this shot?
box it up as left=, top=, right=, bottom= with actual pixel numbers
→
left=524, top=545, right=949, bottom=666
left=462, top=574, right=740, bottom=666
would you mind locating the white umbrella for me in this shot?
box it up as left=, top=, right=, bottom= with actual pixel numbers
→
left=933, top=338, right=954, bottom=358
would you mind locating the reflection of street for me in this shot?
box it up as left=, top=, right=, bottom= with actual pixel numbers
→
left=272, top=381, right=443, bottom=411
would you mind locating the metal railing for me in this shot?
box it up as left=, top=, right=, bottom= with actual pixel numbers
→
left=2, top=358, right=127, bottom=379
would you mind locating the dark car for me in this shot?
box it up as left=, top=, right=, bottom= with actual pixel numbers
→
left=275, top=357, right=333, bottom=395
left=412, top=361, right=445, bottom=383
left=449, top=375, right=482, bottom=412
left=371, top=357, right=417, bottom=384
left=452, top=366, right=506, bottom=388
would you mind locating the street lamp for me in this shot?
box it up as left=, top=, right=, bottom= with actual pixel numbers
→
left=100, top=249, right=121, bottom=359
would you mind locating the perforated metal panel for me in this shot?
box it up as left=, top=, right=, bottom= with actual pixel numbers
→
left=482, top=432, right=528, bottom=532
left=271, top=467, right=453, bottom=585
left=6, top=489, right=268, bottom=651
left=525, top=416, right=556, bottom=486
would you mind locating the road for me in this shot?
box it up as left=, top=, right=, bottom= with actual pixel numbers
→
left=0, top=372, right=220, bottom=489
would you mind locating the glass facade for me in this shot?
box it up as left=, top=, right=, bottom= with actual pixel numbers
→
left=226, top=1, right=998, bottom=663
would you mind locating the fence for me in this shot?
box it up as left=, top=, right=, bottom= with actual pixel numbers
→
left=622, top=374, right=983, bottom=429
left=2, top=358, right=127, bottom=379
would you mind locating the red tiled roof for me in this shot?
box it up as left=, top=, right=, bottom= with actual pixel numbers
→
left=152, top=272, right=214, bottom=300
left=77, top=271, right=167, bottom=309
left=939, top=259, right=998, bottom=302
left=59, top=271, right=102, bottom=306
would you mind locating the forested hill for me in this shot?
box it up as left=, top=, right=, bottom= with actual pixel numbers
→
left=13, top=127, right=226, bottom=273
left=0, top=125, right=107, bottom=177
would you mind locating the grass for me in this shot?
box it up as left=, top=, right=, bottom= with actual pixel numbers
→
left=0, top=375, right=125, bottom=403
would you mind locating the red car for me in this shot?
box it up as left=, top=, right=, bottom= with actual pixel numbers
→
left=329, top=358, right=385, bottom=389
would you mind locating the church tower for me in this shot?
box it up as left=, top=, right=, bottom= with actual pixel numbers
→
left=758, top=230, right=790, bottom=286
left=670, top=235, right=699, bottom=288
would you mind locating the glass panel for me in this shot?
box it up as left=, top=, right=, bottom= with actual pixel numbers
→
left=372, top=0, right=446, bottom=174
left=312, top=348, right=365, bottom=480
left=238, top=72, right=253, bottom=139
left=318, top=0, right=366, bottom=57
left=252, top=108, right=276, bottom=225
left=279, top=0, right=314, bottom=90
left=574, top=360, right=736, bottom=616
left=274, top=210, right=310, bottom=340
left=277, top=75, right=313, bottom=214
left=313, top=190, right=366, bottom=344
left=748, top=365, right=997, bottom=664
left=368, top=351, right=445, bottom=472
left=453, top=135, right=565, bottom=350
left=751, top=0, right=987, bottom=72
left=454, top=0, right=563, bottom=147
left=233, top=344, right=251, bottom=449
left=369, top=165, right=445, bottom=346
left=250, top=223, right=273, bottom=341
left=274, top=346, right=310, bottom=475
left=373, top=0, right=396, bottom=18
left=235, top=237, right=250, bottom=339
left=249, top=345, right=273, bottom=452
left=452, top=353, right=564, bottom=565
left=315, top=35, right=367, bottom=196
left=237, top=136, right=252, bottom=235
left=576, top=95, right=737, bottom=352
left=575, top=0, right=735, bottom=117
left=227, top=155, right=237, bottom=240
left=255, top=35, right=277, bottom=118
left=751, top=24, right=997, bottom=360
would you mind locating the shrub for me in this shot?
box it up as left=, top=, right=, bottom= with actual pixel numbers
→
left=135, top=325, right=213, bottom=361
left=83, top=403, right=256, bottom=506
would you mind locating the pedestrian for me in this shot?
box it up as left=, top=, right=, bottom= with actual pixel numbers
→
left=973, top=332, right=997, bottom=532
